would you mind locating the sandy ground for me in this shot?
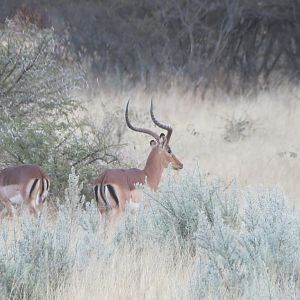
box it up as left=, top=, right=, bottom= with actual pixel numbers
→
left=83, top=84, right=300, bottom=207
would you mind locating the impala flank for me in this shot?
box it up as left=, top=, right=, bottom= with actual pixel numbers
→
left=0, top=164, right=50, bottom=221
left=93, top=100, right=183, bottom=219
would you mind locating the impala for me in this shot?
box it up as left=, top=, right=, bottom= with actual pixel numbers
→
left=0, top=164, right=50, bottom=220
left=93, top=100, right=183, bottom=219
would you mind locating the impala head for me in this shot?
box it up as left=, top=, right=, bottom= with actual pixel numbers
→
left=149, top=133, right=183, bottom=170
left=125, top=100, right=183, bottom=171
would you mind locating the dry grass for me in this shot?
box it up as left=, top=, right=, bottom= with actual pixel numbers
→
left=57, top=245, right=193, bottom=300
left=2, top=82, right=300, bottom=299
left=83, top=84, right=300, bottom=207
left=53, top=83, right=300, bottom=299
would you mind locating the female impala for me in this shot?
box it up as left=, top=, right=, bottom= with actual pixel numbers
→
left=93, top=100, right=183, bottom=219
left=0, top=164, right=50, bottom=220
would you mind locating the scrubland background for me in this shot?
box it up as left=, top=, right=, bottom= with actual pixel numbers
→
left=89, top=85, right=300, bottom=206
left=1, top=1, right=300, bottom=299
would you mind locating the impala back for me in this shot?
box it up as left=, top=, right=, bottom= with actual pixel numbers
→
left=0, top=164, right=49, bottom=206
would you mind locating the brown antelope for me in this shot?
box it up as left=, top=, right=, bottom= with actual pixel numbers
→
left=0, top=164, right=50, bottom=220
left=93, top=100, right=183, bottom=220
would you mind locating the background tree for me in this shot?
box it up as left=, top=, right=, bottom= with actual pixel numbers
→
left=0, top=20, right=123, bottom=198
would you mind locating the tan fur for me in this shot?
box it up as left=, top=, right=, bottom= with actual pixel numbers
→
left=0, top=164, right=50, bottom=221
left=93, top=102, right=183, bottom=222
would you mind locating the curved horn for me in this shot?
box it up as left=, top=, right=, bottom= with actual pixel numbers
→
left=125, top=100, right=160, bottom=141
left=150, top=99, right=173, bottom=144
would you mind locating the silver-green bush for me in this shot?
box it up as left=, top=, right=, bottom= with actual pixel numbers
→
left=1, top=168, right=299, bottom=299
left=113, top=169, right=300, bottom=298
left=0, top=169, right=102, bottom=299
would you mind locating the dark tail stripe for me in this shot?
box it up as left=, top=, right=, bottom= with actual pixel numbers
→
left=39, top=177, right=45, bottom=197
left=99, top=184, right=108, bottom=207
left=94, top=185, right=99, bottom=203
left=107, top=185, right=119, bottom=207
left=29, top=179, right=39, bottom=198
left=45, top=178, right=49, bottom=190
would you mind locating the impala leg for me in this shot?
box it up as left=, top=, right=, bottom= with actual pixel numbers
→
left=0, top=196, right=13, bottom=222
left=98, top=205, right=111, bottom=238
left=111, top=189, right=129, bottom=225
left=104, top=207, right=124, bottom=240
left=24, top=179, right=40, bottom=218
left=112, top=208, right=124, bottom=225
left=28, top=205, right=38, bottom=217
left=98, top=204, right=107, bottom=216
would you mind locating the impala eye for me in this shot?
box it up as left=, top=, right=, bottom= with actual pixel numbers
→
left=167, top=149, right=172, bottom=154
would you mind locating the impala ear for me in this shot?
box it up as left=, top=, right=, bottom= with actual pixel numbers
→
left=159, top=133, right=166, bottom=145
left=150, top=140, right=157, bottom=147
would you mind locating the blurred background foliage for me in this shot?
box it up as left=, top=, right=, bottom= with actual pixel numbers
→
left=0, top=21, right=123, bottom=198
left=1, top=4, right=300, bottom=297
left=1, top=0, right=300, bottom=198
left=1, top=0, right=300, bottom=95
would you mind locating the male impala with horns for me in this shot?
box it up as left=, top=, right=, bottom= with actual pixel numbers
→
left=93, top=100, right=183, bottom=220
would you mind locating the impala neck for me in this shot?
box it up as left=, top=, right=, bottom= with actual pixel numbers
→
left=143, top=147, right=164, bottom=190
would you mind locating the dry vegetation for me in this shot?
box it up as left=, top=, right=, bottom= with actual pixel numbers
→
left=46, top=84, right=300, bottom=299
left=57, top=246, right=193, bottom=300
left=2, top=162, right=299, bottom=299
left=86, top=84, right=300, bottom=206
left=1, top=1, right=300, bottom=299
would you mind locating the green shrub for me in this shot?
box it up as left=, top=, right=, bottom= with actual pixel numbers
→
left=0, top=21, right=123, bottom=197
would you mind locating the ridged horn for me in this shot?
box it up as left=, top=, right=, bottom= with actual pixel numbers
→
left=125, top=100, right=160, bottom=141
left=150, top=99, right=173, bottom=144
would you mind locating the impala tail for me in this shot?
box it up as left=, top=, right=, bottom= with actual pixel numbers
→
left=29, top=177, right=50, bottom=206
left=94, top=173, right=119, bottom=213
